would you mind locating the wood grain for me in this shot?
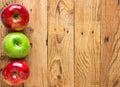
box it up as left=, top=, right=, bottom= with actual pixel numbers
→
left=0, top=0, right=120, bottom=87
left=75, top=0, right=100, bottom=87
left=23, top=0, right=47, bottom=87
left=47, top=0, right=74, bottom=87
left=101, top=0, right=120, bottom=87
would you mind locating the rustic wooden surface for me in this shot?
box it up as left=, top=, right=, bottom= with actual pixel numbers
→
left=75, top=0, right=100, bottom=87
left=48, top=0, right=74, bottom=87
left=0, top=0, right=120, bottom=87
left=101, top=0, right=120, bottom=87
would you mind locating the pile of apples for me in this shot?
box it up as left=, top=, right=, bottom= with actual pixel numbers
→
left=0, top=4, right=30, bottom=86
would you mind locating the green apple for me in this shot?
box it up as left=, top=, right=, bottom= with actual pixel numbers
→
left=2, top=32, right=30, bottom=58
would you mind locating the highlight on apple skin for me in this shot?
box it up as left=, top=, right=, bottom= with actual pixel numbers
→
left=1, top=4, right=29, bottom=31
left=2, top=60, right=30, bottom=86
left=2, top=32, right=30, bottom=58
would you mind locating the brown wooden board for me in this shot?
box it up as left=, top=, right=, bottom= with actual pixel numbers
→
left=0, top=0, right=120, bottom=87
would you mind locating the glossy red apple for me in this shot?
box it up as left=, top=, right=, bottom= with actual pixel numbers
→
left=2, top=60, right=30, bottom=86
left=1, top=4, right=29, bottom=31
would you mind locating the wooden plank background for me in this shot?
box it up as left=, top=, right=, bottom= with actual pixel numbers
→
left=0, top=0, right=119, bottom=87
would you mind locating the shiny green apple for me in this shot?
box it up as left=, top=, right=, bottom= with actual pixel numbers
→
left=2, top=32, right=30, bottom=58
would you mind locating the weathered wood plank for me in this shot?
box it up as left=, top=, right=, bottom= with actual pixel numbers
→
left=23, top=0, right=47, bottom=87
left=75, top=0, right=100, bottom=87
left=47, top=0, right=74, bottom=87
left=101, top=0, right=120, bottom=87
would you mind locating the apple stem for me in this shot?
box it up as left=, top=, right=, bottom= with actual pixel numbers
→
left=13, top=13, right=19, bottom=20
left=16, top=42, right=21, bottom=46
left=11, top=70, right=18, bottom=77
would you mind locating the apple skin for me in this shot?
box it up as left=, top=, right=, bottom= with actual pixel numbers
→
left=1, top=4, right=29, bottom=31
left=2, top=60, right=30, bottom=86
left=2, top=32, right=30, bottom=58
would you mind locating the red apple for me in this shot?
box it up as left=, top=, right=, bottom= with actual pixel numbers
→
left=1, top=4, right=29, bottom=31
left=2, top=60, right=30, bottom=86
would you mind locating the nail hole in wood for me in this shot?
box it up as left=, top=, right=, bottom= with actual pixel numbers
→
left=30, top=9, right=32, bottom=12
left=67, top=30, right=69, bottom=33
left=92, top=30, right=94, bottom=34
left=30, top=43, right=33, bottom=48
left=81, top=32, right=83, bottom=35
left=104, top=36, right=109, bottom=42
left=64, top=28, right=65, bottom=31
